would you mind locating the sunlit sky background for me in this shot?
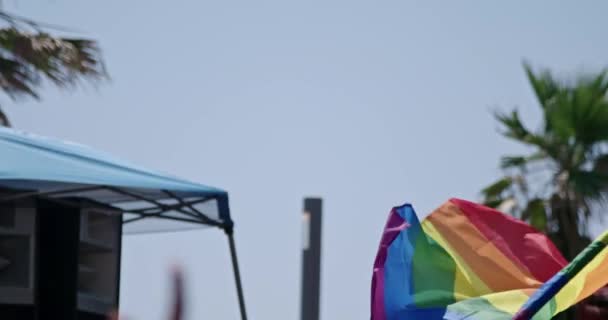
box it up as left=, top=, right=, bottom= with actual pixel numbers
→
left=3, top=1, right=608, bottom=319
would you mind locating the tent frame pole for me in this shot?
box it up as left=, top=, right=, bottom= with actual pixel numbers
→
left=225, top=227, right=248, bottom=320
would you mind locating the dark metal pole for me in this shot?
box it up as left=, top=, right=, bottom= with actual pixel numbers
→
left=300, top=198, right=323, bottom=320
left=225, top=227, right=248, bottom=320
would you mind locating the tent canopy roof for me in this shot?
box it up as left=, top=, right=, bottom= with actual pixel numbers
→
left=0, top=127, right=230, bottom=233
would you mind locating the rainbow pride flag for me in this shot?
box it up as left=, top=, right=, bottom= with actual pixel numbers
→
left=370, top=198, right=608, bottom=320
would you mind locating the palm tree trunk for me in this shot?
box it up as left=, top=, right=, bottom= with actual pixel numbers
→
left=551, top=195, right=584, bottom=320
left=551, top=188, right=585, bottom=259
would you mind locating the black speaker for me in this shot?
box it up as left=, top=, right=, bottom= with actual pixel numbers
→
left=77, top=205, right=122, bottom=316
left=0, top=198, right=36, bottom=320
left=0, top=196, right=122, bottom=320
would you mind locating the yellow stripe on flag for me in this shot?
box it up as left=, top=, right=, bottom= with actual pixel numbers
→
left=422, top=221, right=491, bottom=301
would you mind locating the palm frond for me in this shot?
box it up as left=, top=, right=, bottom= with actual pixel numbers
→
left=500, top=152, right=547, bottom=169
left=481, top=177, right=513, bottom=200
left=568, top=169, right=608, bottom=202
left=0, top=56, right=38, bottom=98
left=495, top=110, right=534, bottom=142
left=537, top=69, right=608, bottom=145
left=593, top=154, right=608, bottom=176
left=521, top=198, right=548, bottom=232
left=523, top=61, right=559, bottom=111
left=496, top=197, right=518, bottom=214
left=0, top=108, right=10, bottom=126
left=0, top=28, right=106, bottom=100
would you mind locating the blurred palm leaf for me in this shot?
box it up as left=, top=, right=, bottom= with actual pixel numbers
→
left=494, top=110, right=555, bottom=155
left=521, top=198, right=548, bottom=232
left=544, top=72, right=608, bottom=145
left=0, top=28, right=105, bottom=99
left=496, top=197, right=518, bottom=214
left=569, top=170, right=608, bottom=201
left=481, top=177, right=513, bottom=200
left=500, top=152, right=546, bottom=169
left=0, top=12, right=107, bottom=127
left=524, top=61, right=559, bottom=111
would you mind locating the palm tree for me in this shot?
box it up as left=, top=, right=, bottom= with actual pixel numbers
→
left=0, top=11, right=106, bottom=127
left=481, top=62, right=608, bottom=319
left=482, top=62, right=608, bottom=259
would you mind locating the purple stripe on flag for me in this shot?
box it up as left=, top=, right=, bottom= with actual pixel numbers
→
left=371, top=208, right=410, bottom=320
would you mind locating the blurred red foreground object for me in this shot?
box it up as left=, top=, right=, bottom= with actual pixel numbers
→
left=108, top=267, right=184, bottom=320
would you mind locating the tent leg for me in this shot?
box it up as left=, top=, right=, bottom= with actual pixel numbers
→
left=226, top=228, right=248, bottom=320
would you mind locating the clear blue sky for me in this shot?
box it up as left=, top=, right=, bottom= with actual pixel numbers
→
left=4, top=1, right=608, bottom=319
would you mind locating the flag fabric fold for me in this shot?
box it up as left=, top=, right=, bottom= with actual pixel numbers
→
left=371, top=198, right=608, bottom=320
left=513, top=231, right=608, bottom=320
